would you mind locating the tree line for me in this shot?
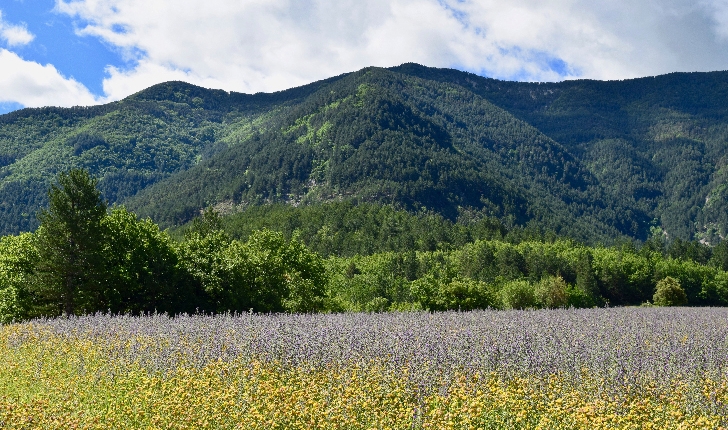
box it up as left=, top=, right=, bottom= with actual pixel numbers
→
left=0, top=170, right=327, bottom=322
left=2, top=169, right=728, bottom=323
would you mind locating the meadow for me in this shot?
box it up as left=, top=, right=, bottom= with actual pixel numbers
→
left=1, top=308, right=727, bottom=429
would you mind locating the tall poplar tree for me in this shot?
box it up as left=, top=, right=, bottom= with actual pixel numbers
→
left=33, top=169, right=107, bottom=316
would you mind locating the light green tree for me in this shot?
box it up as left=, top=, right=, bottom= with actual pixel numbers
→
left=653, top=276, right=688, bottom=306
left=235, top=229, right=328, bottom=313
left=499, top=279, right=536, bottom=309
left=535, top=275, right=568, bottom=309
left=101, top=207, right=181, bottom=314
left=0, top=233, right=38, bottom=322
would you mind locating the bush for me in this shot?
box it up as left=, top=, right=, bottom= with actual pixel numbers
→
left=535, top=275, right=568, bottom=308
left=435, top=278, right=494, bottom=311
left=0, top=286, right=25, bottom=324
left=499, top=280, right=536, bottom=309
left=653, top=276, right=688, bottom=306
left=365, top=297, right=390, bottom=312
left=565, top=284, right=598, bottom=308
left=0, top=233, right=38, bottom=322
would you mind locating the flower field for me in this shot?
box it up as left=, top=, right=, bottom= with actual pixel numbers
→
left=1, top=308, right=728, bottom=429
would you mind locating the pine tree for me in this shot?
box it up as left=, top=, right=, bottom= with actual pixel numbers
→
left=33, top=169, right=107, bottom=316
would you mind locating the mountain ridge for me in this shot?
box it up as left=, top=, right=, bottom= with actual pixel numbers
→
left=1, top=64, right=727, bottom=243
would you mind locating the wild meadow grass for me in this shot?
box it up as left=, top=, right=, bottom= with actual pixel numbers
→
left=1, top=308, right=727, bottom=429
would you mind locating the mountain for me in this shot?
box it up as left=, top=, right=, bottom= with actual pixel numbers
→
left=1, top=64, right=727, bottom=244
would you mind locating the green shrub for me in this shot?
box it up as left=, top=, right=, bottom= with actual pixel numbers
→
left=0, top=233, right=38, bottom=322
left=565, top=284, right=598, bottom=308
left=535, top=275, right=569, bottom=308
left=499, top=279, right=536, bottom=309
left=0, top=287, right=25, bottom=324
left=435, top=278, right=494, bottom=311
left=653, top=276, right=688, bottom=306
left=365, top=297, right=390, bottom=312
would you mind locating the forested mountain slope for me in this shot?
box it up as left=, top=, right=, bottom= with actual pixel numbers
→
left=391, top=64, right=728, bottom=243
left=0, top=75, right=343, bottom=233
left=1, top=64, right=727, bottom=243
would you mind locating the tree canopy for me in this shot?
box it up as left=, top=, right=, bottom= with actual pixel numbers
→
left=1, top=169, right=329, bottom=319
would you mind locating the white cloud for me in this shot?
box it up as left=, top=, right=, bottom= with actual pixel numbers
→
left=437, top=0, right=728, bottom=80
left=0, top=11, right=96, bottom=109
left=0, top=49, right=98, bottom=107
left=55, top=0, right=728, bottom=102
left=702, top=0, right=728, bottom=40
left=41, top=0, right=728, bottom=103
left=0, top=10, right=34, bottom=47
left=55, top=0, right=573, bottom=98
left=0, top=0, right=724, bottom=111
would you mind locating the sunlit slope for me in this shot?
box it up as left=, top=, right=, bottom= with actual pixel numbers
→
left=0, top=77, right=342, bottom=234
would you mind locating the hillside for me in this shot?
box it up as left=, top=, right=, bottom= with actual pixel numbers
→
left=1, top=64, right=727, bottom=243
left=0, top=75, right=341, bottom=233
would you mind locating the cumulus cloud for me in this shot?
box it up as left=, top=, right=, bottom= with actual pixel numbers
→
left=2, top=1, right=726, bottom=112
left=0, top=0, right=704, bottom=105
left=58, top=0, right=484, bottom=99
left=0, top=9, right=98, bottom=110
left=0, top=10, right=34, bottom=47
left=0, top=49, right=98, bottom=107
left=702, top=0, right=728, bottom=40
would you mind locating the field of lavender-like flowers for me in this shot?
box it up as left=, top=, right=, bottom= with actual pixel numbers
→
left=2, top=308, right=728, bottom=429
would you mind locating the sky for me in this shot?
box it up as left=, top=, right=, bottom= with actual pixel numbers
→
left=1, top=0, right=728, bottom=115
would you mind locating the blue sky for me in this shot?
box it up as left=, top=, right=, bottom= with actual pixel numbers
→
left=2, top=0, right=728, bottom=115
left=1, top=0, right=125, bottom=96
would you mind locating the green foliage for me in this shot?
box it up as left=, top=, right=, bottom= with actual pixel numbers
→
left=653, top=276, right=688, bottom=306
left=175, top=228, right=235, bottom=312
left=177, top=226, right=327, bottom=314
left=186, top=207, right=224, bottom=239
left=100, top=207, right=182, bottom=314
left=434, top=278, right=494, bottom=311
left=140, top=66, right=728, bottom=243
left=25, top=171, right=186, bottom=317
left=498, top=280, right=537, bottom=310
left=32, top=169, right=107, bottom=316
left=240, top=229, right=327, bottom=313
left=565, top=284, right=598, bottom=308
left=410, top=274, right=494, bottom=311
left=0, top=170, right=330, bottom=321
left=4, top=66, right=728, bottom=245
left=0, top=233, right=37, bottom=322
left=591, top=246, right=656, bottom=305
left=706, top=271, right=728, bottom=305
left=710, top=240, right=728, bottom=271
left=668, top=238, right=712, bottom=265
left=574, top=251, right=599, bottom=302
left=323, top=235, right=728, bottom=312
left=535, top=275, right=569, bottom=309
left=5, top=165, right=728, bottom=322
left=326, top=252, right=422, bottom=312
left=177, top=202, right=507, bottom=257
